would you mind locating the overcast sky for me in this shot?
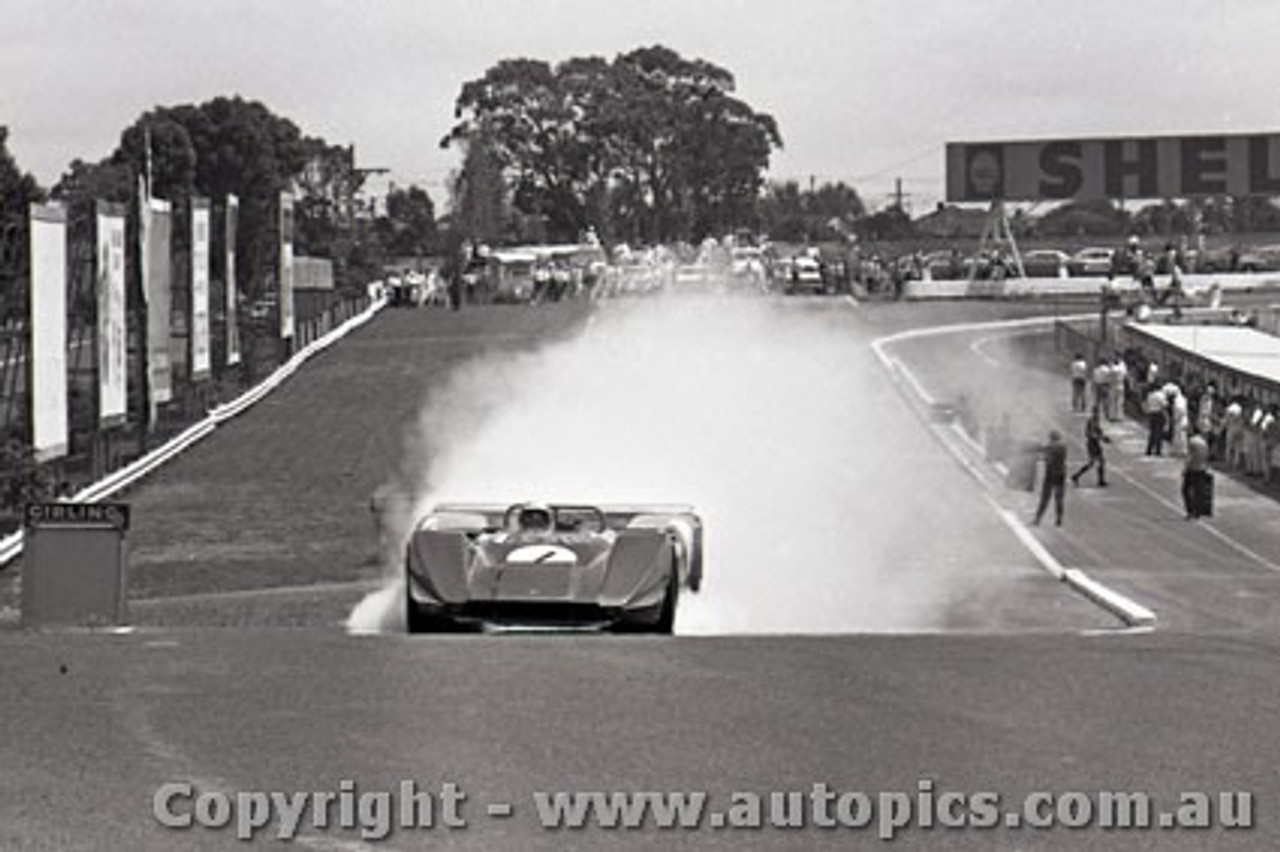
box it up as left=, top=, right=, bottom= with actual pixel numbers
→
left=3, top=0, right=1277, bottom=213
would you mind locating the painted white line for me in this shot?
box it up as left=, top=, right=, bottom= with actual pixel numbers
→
left=991, top=505, right=1066, bottom=580
left=891, top=354, right=937, bottom=406
left=1091, top=459, right=1280, bottom=576
left=1080, top=624, right=1157, bottom=637
left=969, top=327, right=1045, bottom=367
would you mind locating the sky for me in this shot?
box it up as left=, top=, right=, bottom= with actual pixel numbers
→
left=3, top=0, right=1277, bottom=214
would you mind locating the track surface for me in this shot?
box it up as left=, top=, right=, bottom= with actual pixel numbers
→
left=3, top=295, right=1279, bottom=849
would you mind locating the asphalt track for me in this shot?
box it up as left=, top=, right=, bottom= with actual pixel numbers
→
left=2, top=294, right=1278, bottom=850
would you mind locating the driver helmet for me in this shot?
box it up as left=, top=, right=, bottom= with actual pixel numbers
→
left=517, top=503, right=553, bottom=532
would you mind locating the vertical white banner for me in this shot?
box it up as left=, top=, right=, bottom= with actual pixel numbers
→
left=29, top=203, right=69, bottom=462
left=279, top=191, right=295, bottom=340
left=190, top=197, right=211, bottom=380
left=146, top=198, right=173, bottom=416
left=96, top=203, right=127, bottom=426
left=225, top=194, right=241, bottom=366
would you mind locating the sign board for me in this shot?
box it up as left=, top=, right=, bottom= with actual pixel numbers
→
left=29, top=203, right=69, bottom=462
left=21, top=503, right=130, bottom=628
left=190, top=197, right=212, bottom=380
left=946, top=132, right=1280, bottom=202
left=96, top=202, right=128, bottom=426
left=279, top=192, right=295, bottom=340
left=226, top=194, right=241, bottom=366
left=145, top=197, right=173, bottom=419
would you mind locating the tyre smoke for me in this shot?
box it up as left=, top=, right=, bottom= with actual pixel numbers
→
left=349, top=292, right=974, bottom=634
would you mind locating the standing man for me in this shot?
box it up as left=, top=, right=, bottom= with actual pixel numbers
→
left=1108, top=355, right=1128, bottom=422
left=1071, top=407, right=1110, bottom=487
left=1182, top=433, right=1213, bottom=520
left=1144, top=383, right=1169, bottom=456
left=1070, top=353, right=1089, bottom=412
left=1033, top=430, right=1069, bottom=527
left=1092, top=357, right=1113, bottom=416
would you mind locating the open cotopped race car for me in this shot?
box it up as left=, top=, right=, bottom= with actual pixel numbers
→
left=405, top=502, right=703, bottom=634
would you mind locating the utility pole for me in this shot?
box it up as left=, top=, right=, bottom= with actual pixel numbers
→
left=343, top=145, right=387, bottom=284
left=894, top=177, right=911, bottom=213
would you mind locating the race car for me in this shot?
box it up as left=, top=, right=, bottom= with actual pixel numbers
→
left=405, top=502, right=703, bottom=634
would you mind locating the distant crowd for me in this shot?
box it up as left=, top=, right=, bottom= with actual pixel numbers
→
left=1069, top=348, right=1280, bottom=481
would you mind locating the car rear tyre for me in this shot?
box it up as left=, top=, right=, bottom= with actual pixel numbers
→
left=406, top=599, right=456, bottom=634
left=652, top=571, right=679, bottom=635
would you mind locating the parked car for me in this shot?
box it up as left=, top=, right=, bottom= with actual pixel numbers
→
left=1067, top=247, right=1116, bottom=277
left=911, top=251, right=966, bottom=280
left=784, top=255, right=827, bottom=294
left=1020, top=249, right=1070, bottom=278
left=1236, top=244, right=1280, bottom=273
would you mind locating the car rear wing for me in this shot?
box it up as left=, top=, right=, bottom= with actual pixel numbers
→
left=430, top=502, right=700, bottom=531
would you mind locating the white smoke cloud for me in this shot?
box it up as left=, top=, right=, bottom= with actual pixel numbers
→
left=349, top=292, right=985, bottom=634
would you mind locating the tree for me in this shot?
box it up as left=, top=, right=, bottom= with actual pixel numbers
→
left=450, top=133, right=509, bottom=245
left=377, top=184, right=437, bottom=258
left=110, top=97, right=312, bottom=297
left=602, top=46, right=780, bottom=242
left=852, top=205, right=915, bottom=242
left=1038, top=199, right=1128, bottom=237
left=443, top=57, right=595, bottom=241
left=51, top=158, right=134, bottom=208
left=759, top=180, right=865, bottom=242
left=443, top=46, right=781, bottom=244
left=293, top=140, right=368, bottom=263
left=0, top=126, right=43, bottom=217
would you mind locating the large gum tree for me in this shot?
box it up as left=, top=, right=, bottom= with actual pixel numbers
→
left=443, top=45, right=781, bottom=245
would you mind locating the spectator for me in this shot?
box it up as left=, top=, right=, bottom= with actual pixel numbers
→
left=1069, top=353, right=1089, bottom=412
left=1169, top=386, right=1190, bottom=458
left=1092, top=358, right=1113, bottom=415
left=1193, top=381, right=1213, bottom=436
left=1265, top=405, right=1280, bottom=485
left=1144, top=384, right=1169, bottom=456
left=1246, top=402, right=1268, bottom=478
left=1108, top=356, right=1128, bottom=422
left=1224, top=398, right=1246, bottom=470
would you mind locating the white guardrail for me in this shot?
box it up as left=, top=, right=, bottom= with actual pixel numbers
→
left=0, top=296, right=388, bottom=569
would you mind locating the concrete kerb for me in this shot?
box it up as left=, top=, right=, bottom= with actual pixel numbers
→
left=0, top=296, right=388, bottom=570
left=1061, top=568, right=1157, bottom=628
left=869, top=312, right=1160, bottom=629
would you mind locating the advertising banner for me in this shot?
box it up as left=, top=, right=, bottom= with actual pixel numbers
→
left=96, top=202, right=127, bottom=426
left=146, top=197, right=173, bottom=416
left=29, top=203, right=68, bottom=462
left=279, top=192, right=295, bottom=340
left=190, top=197, right=211, bottom=380
left=946, top=132, right=1280, bottom=203
left=226, top=194, right=241, bottom=366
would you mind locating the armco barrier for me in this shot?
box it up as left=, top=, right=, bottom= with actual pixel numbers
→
left=0, top=295, right=387, bottom=569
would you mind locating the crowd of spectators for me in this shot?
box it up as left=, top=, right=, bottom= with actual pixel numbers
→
left=1075, top=347, right=1280, bottom=485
